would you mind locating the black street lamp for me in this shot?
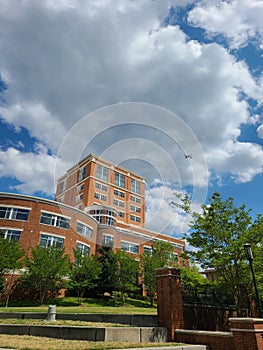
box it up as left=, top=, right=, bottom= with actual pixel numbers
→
left=243, top=243, right=263, bottom=318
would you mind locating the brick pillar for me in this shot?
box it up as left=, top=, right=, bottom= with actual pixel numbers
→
left=230, top=318, right=263, bottom=350
left=156, top=267, right=184, bottom=341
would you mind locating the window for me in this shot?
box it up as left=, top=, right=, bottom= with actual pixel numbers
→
left=103, top=234, right=114, bottom=248
left=130, top=215, right=141, bottom=223
left=39, top=234, right=64, bottom=248
left=95, top=182, right=108, bottom=192
left=78, top=165, right=86, bottom=181
left=121, top=240, right=139, bottom=254
left=0, top=229, right=21, bottom=241
left=77, top=184, right=85, bottom=192
left=76, top=221, right=93, bottom=238
left=59, top=179, right=67, bottom=194
left=115, top=172, right=125, bottom=188
left=118, top=211, right=124, bottom=218
left=94, top=192, right=107, bottom=201
left=130, top=205, right=141, bottom=213
left=131, top=196, right=141, bottom=204
left=40, top=212, right=70, bottom=229
left=96, top=164, right=108, bottom=181
left=113, top=199, right=124, bottom=208
left=0, top=207, right=30, bottom=221
left=76, top=242, right=90, bottom=256
left=92, top=209, right=103, bottom=223
left=75, top=194, right=83, bottom=202
left=144, top=246, right=152, bottom=255
left=131, top=179, right=141, bottom=194
left=114, top=189, right=125, bottom=198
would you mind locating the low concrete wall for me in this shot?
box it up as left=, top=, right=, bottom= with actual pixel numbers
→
left=0, top=312, right=158, bottom=327
left=175, top=329, right=234, bottom=350
left=0, top=324, right=167, bottom=342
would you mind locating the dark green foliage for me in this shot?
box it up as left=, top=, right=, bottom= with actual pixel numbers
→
left=69, top=250, right=101, bottom=305
left=97, top=246, right=119, bottom=295
left=140, top=240, right=176, bottom=306
left=20, top=246, right=70, bottom=304
left=177, top=191, right=260, bottom=315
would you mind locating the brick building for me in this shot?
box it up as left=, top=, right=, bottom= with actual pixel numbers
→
left=0, top=154, right=186, bottom=263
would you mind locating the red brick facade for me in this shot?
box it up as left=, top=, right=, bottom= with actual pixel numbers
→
left=0, top=193, right=185, bottom=263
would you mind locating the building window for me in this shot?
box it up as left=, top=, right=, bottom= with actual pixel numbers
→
left=131, top=179, right=141, bottom=194
left=118, top=211, right=124, bottom=218
left=102, top=234, right=114, bottom=248
left=144, top=246, right=152, bottom=255
left=96, top=164, right=108, bottom=182
left=39, top=234, right=64, bottom=248
left=94, top=192, right=107, bottom=201
left=131, top=196, right=141, bottom=204
left=0, top=207, right=30, bottom=221
left=75, top=194, right=83, bottom=203
left=130, top=205, right=141, bottom=213
left=0, top=228, right=21, bottom=241
left=92, top=209, right=103, bottom=223
left=59, top=179, right=67, bottom=194
left=130, top=215, right=141, bottom=223
left=95, top=182, right=108, bottom=192
left=77, top=184, right=85, bottom=192
left=40, top=212, right=70, bottom=229
left=76, top=242, right=90, bottom=256
left=114, top=189, right=125, bottom=198
left=113, top=199, right=125, bottom=208
left=115, top=172, right=125, bottom=188
left=78, top=165, right=86, bottom=181
left=121, top=240, right=139, bottom=254
left=76, top=221, right=93, bottom=238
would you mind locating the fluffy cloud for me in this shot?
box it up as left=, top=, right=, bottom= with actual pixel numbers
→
left=188, top=0, right=263, bottom=49
left=0, top=0, right=263, bottom=234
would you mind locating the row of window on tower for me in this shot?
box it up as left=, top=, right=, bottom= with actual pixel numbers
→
left=77, top=164, right=141, bottom=194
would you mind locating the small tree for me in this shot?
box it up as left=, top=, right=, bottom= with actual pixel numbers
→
left=97, top=246, right=119, bottom=295
left=21, top=246, right=70, bottom=304
left=140, top=240, right=177, bottom=306
left=0, top=235, right=25, bottom=306
left=69, top=249, right=101, bottom=305
left=174, top=191, right=255, bottom=315
left=114, top=250, right=139, bottom=305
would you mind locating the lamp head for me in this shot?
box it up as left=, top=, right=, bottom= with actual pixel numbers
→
left=244, top=243, right=253, bottom=261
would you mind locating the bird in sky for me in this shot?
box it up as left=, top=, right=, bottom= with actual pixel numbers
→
left=184, top=154, right=192, bottom=159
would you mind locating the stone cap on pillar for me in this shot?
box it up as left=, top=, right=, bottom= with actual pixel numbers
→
left=155, top=266, right=181, bottom=278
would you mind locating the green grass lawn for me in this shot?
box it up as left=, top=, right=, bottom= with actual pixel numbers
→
left=0, top=296, right=158, bottom=314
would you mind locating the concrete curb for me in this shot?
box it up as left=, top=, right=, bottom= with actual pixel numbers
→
left=0, top=324, right=168, bottom=342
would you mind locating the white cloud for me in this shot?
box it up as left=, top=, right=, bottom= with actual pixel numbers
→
left=188, top=0, right=263, bottom=49
left=0, top=0, right=262, bottom=210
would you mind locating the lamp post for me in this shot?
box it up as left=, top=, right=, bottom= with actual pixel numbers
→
left=243, top=243, right=263, bottom=318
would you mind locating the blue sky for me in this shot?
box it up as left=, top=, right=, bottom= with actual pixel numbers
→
left=0, top=0, right=263, bottom=237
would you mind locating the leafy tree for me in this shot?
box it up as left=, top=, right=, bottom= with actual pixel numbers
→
left=175, top=191, right=256, bottom=315
left=0, top=235, right=25, bottom=305
left=21, top=246, right=70, bottom=304
left=69, top=249, right=101, bottom=305
left=140, top=241, right=177, bottom=306
left=97, top=246, right=119, bottom=295
left=114, top=250, right=139, bottom=305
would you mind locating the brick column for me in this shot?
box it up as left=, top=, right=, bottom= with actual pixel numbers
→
left=156, top=267, right=184, bottom=341
left=230, top=318, right=263, bottom=350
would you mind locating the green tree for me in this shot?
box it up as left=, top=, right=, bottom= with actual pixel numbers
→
left=21, top=246, right=70, bottom=304
left=69, top=249, right=101, bottom=305
left=0, top=235, right=25, bottom=304
left=176, top=191, right=255, bottom=315
left=140, top=241, right=177, bottom=306
left=114, top=250, right=139, bottom=305
left=97, top=246, right=119, bottom=295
